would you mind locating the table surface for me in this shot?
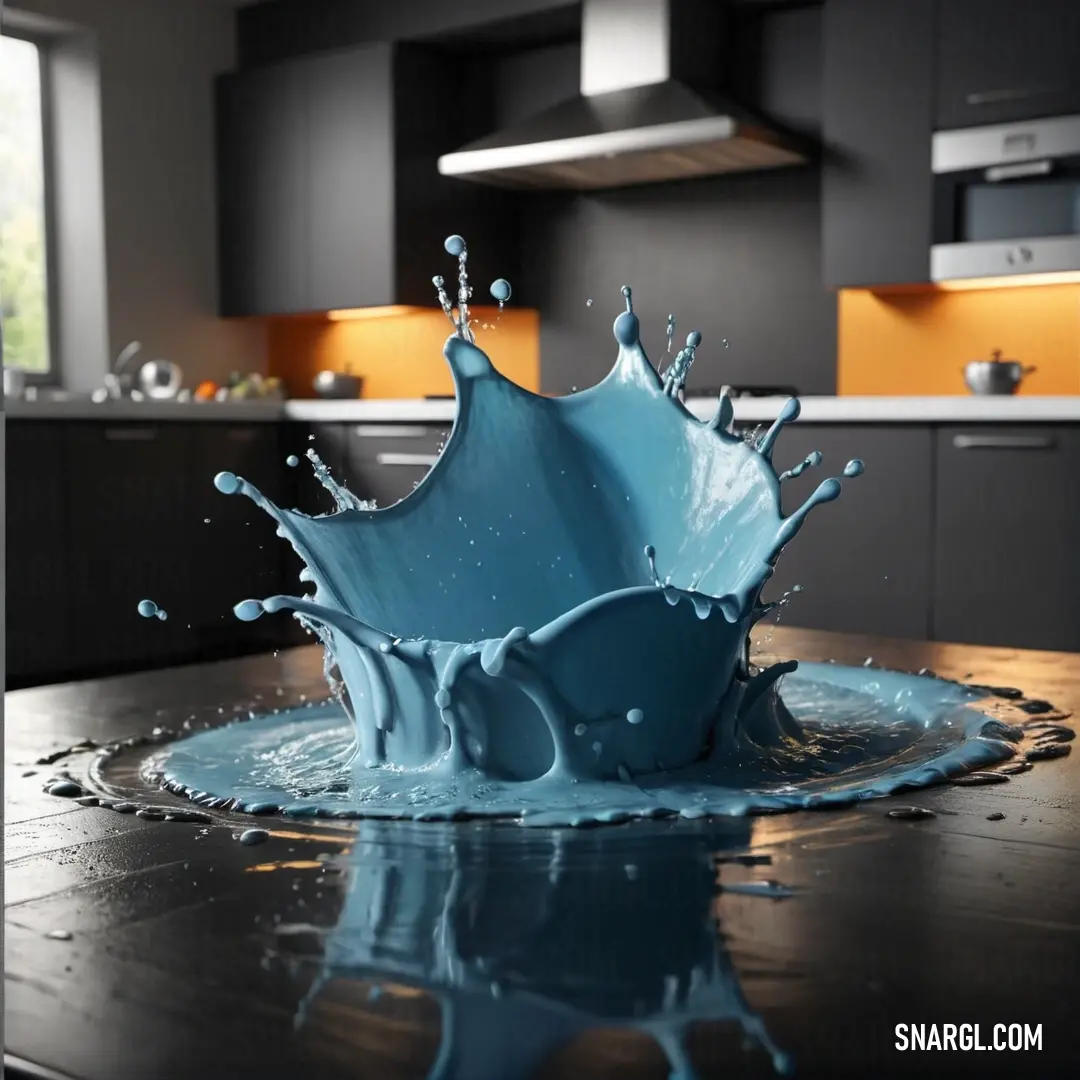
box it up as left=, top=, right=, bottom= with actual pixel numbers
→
left=4, top=627, right=1078, bottom=1080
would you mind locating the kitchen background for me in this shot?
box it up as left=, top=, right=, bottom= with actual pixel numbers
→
left=4, top=0, right=1080, bottom=689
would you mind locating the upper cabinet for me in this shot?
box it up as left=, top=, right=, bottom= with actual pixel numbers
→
left=821, top=0, right=935, bottom=288
left=935, top=0, right=1080, bottom=130
left=217, top=44, right=517, bottom=317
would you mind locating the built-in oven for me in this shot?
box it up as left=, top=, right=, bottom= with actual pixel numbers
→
left=931, top=114, right=1080, bottom=283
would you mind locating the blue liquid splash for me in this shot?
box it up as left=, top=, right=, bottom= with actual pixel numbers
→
left=151, top=237, right=1022, bottom=826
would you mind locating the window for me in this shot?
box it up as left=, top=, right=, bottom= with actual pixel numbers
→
left=1, top=33, right=52, bottom=376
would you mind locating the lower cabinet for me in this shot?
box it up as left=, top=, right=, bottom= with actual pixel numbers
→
left=342, top=422, right=451, bottom=507
left=933, top=426, right=1080, bottom=652
left=7, top=416, right=1078, bottom=688
left=6, top=423, right=73, bottom=684
left=188, top=423, right=286, bottom=657
left=757, top=424, right=934, bottom=640
left=6, top=420, right=298, bottom=688
left=64, top=422, right=195, bottom=674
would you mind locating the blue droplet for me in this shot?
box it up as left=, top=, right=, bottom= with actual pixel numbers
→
left=286, top=455, right=299, bottom=467
left=214, top=471, right=240, bottom=495
left=627, top=708, right=644, bottom=725
left=238, top=828, right=269, bottom=846
left=137, top=599, right=159, bottom=619
left=843, top=458, right=865, bottom=477
left=686, top=330, right=702, bottom=348
left=234, top=599, right=265, bottom=622
left=489, top=278, right=511, bottom=302
left=444, top=234, right=466, bottom=257
left=614, top=311, right=639, bottom=347
left=434, top=688, right=451, bottom=709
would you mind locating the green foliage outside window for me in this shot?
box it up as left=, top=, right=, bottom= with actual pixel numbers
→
left=1, top=34, right=51, bottom=374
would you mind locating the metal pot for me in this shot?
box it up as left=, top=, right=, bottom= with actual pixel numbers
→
left=313, top=369, right=364, bottom=399
left=138, top=359, right=184, bottom=400
left=962, top=350, right=1035, bottom=395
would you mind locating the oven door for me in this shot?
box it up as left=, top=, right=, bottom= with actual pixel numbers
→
left=931, top=115, right=1080, bottom=282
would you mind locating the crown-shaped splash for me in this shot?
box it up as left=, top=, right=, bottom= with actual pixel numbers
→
left=214, top=237, right=862, bottom=802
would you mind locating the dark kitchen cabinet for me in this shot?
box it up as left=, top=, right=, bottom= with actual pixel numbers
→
left=188, top=424, right=286, bottom=655
left=6, top=423, right=72, bottom=686
left=218, top=44, right=393, bottom=316
left=217, top=60, right=308, bottom=316
left=935, top=0, right=1080, bottom=131
left=933, top=425, right=1080, bottom=651
left=65, top=423, right=195, bottom=674
left=821, top=0, right=935, bottom=287
left=759, top=424, right=934, bottom=640
left=307, top=49, right=394, bottom=311
left=217, top=44, right=516, bottom=317
left=343, top=422, right=451, bottom=508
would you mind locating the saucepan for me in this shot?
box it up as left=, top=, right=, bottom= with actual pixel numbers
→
left=313, top=368, right=364, bottom=399
left=962, top=350, right=1035, bottom=395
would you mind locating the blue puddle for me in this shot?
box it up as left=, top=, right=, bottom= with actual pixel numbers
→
left=151, top=662, right=1020, bottom=827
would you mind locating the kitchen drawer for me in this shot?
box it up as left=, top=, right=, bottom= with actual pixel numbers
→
left=933, top=425, right=1080, bottom=651
left=753, top=424, right=934, bottom=640
left=343, top=423, right=451, bottom=509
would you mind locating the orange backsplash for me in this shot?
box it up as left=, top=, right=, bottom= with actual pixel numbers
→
left=267, top=306, right=540, bottom=398
left=838, top=283, right=1080, bottom=395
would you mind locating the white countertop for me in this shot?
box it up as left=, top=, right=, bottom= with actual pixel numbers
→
left=6, top=394, right=1080, bottom=424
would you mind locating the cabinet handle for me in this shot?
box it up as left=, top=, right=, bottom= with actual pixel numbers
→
left=354, top=425, right=432, bottom=438
left=985, top=159, right=1052, bottom=183
left=952, top=434, right=1055, bottom=451
left=375, top=452, right=440, bottom=467
left=966, top=85, right=1062, bottom=106
left=105, top=427, right=157, bottom=441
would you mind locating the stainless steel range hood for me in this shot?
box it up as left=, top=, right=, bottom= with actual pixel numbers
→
left=437, top=0, right=808, bottom=191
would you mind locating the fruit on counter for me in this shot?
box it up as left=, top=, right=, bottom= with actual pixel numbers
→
left=212, top=373, right=287, bottom=401
left=194, top=380, right=219, bottom=401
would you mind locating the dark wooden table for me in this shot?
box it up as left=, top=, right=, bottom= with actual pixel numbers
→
left=5, top=628, right=1079, bottom=1080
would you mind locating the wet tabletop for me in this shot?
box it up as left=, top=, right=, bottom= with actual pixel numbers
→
left=5, top=627, right=1079, bottom=1080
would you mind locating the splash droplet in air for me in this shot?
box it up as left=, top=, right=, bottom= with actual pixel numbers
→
left=662, top=330, right=702, bottom=397
left=137, top=599, right=167, bottom=621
